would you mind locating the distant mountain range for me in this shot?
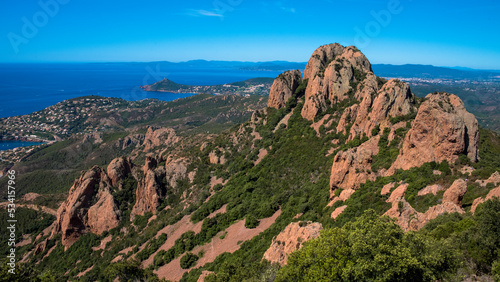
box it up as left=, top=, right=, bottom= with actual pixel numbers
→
left=372, top=64, right=500, bottom=80
left=118, top=60, right=500, bottom=80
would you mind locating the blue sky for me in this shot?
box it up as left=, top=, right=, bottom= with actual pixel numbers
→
left=1, top=0, right=499, bottom=69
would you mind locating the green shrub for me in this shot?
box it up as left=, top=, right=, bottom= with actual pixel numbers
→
left=245, top=215, right=260, bottom=229
left=180, top=252, right=199, bottom=269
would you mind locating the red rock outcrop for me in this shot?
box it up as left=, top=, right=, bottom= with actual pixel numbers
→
left=381, top=182, right=395, bottom=195
left=268, top=70, right=302, bottom=109
left=390, top=93, right=479, bottom=172
left=132, top=161, right=166, bottom=218
left=208, top=150, right=226, bottom=165
left=442, top=179, right=467, bottom=205
left=87, top=188, right=121, bottom=235
left=471, top=185, right=500, bottom=213
left=131, top=157, right=189, bottom=218
left=263, top=221, right=322, bottom=266
left=301, top=44, right=372, bottom=120
left=51, top=166, right=121, bottom=248
left=143, top=126, right=179, bottom=151
left=475, top=171, right=500, bottom=187
left=331, top=205, right=348, bottom=219
left=384, top=179, right=467, bottom=231
left=329, top=136, right=379, bottom=195
left=107, top=157, right=133, bottom=187
left=328, top=189, right=355, bottom=205
left=418, top=184, right=444, bottom=196
left=350, top=79, right=415, bottom=139
left=164, top=157, right=189, bottom=189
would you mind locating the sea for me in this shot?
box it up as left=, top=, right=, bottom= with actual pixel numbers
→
left=0, top=62, right=282, bottom=150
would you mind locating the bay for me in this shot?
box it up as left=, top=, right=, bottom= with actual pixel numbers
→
left=0, top=140, right=45, bottom=151
left=0, top=62, right=281, bottom=118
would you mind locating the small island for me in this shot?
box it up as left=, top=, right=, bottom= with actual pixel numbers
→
left=141, top=77, right=275, bottom=96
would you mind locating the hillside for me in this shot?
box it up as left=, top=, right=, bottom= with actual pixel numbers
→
left=1, top=43, right=500, bottom=281
left=141, top=77, right=274, bottom=96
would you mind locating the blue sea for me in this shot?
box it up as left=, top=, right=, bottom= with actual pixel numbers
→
left=0, top=141, right=45, bottom=151
left=0, top=62, right=281, bottom=118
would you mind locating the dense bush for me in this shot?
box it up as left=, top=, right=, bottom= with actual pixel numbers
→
left=244, top=215, right=259, bottom=229
left=180, top=252, right=199, bottom=269
left=277, top=210, right=458, bottom=281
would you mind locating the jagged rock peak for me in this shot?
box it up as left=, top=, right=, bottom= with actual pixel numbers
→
left=303, top=43, right=372, bottom=81
left=301, top=43, right=375, bottom=120
left=51, top=166, right=121, bottom=249
left=267, top=69, right=302, bottom=109
left=390, top=92, right=479, bottom=172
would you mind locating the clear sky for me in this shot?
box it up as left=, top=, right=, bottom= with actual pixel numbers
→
left=1, top=0, right=499, bottom=69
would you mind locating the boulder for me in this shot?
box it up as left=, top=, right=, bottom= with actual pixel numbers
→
left=263, top=222, right=322, bottom=266
left=442, top=179, right=467, bottom=205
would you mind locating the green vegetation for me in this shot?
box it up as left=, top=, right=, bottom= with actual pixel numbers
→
left=104, top=259, right=160, bottom=282
left=3, top=76, right=500, bottom=282
left=277, top=210, right=458, bottom=281
left=471, top=128, right=500, bottom=178
left=0, top=208, right=55, bottom=257
left=244, top=215, right=259, bottom=229
left=279, top=199, right=500, bottom=281
left=371, top=127, right=401, bottom=172
left=180, top=252, right=199, bottom=269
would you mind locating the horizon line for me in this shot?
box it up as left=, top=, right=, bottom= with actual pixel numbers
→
left=1, top=61, right=499, bottom=72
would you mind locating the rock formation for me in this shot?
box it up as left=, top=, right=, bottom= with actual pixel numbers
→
left=384, top=179, right=468, bottom=231
left=132, top=158, right=166, bottom=218
left=107, top=157, right=133, bottom=187
left=164, top=157, right=189, bottom=188
left=51, top=166, right=121, bottom=248
left=131, top=156, right=189, bottom=218
left=143, top=126, right=179, bottom=151
left=268, top=70, right=302, bottom=109
left=208, top=149, right=227, bottom=165
left=263, top=221, right=322, bottom=266
left=417, top=184, right=444, bottom=196
left=442, top=179, right=467, bottom=205
left=329, top=136, right=379, bottom=194
left=471, top=185, right=500, bottom=213
left=475, top=171, right=500, bottom=187
left=301, top=44, right=372, bottom=120
left=391, top=93, right=479, bottom=172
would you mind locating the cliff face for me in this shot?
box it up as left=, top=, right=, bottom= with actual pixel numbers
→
left=51, top=166, right=121, bottom=249
left=268, top=70, right=303, bottom=109
left=270, top=44, right=416, bottom=141
left=131, top=156, right=189, bottom=218
left=131, top=157, right=166, bottom=218
left=329, top=136, right=379, bottom=193
left=390, top=92, right=479, bottom=172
